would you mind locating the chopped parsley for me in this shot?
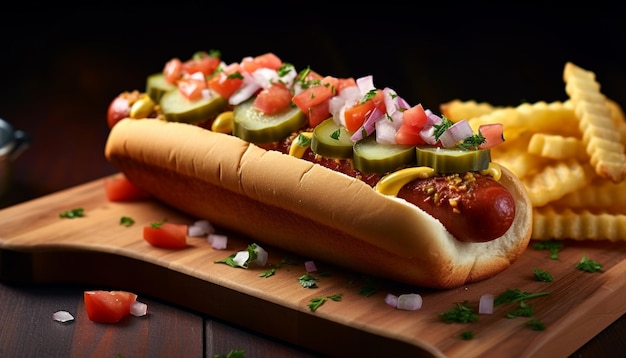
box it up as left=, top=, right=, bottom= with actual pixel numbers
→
left=460, top=331, right=474, bottom=340
left=532, top=267, right=553, bottom=282
left=494, top=289, right=550, bottom=306
left=532, top=240, right=564, bottom=260
left=120, top=216, right=135, bottom=227
left=149, top=219, right=168, bottom=229
left=59, top=208, right=84, bottom=219
left=298, top=274, right=318, bottom=288
left=308, top=293, right=343, bottom=312
left=215, top=244, right=259, bottom=268
left=439, top=301, right=478, bottom=323
left=295, top=133, right=311, bottom=147
left=576, top=255, right=602, bottom=273
left=212, top=349, right=245, bottom=358
left=330, top=129, right=341, bottom=140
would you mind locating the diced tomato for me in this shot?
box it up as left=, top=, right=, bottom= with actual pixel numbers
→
left=336, top=77, right=357, bottom=93
left=84, top=290, right=138, bottom=323
left=104, top=175, right=151, bottom=202
left=240, top=52, right=283, bottom=73
left=106, top=94, right=131, bottom=129
left=343, top=89, right=385, bottom=132
left=207, top=63, right=244, bottom=99
left=177, top=72, right=207, bottom=101
left=181, top=51, right=221, bottom=76
left=253, top=83, right=292, bottom=114
left=292, top=76, right=338, bottom=126
left=163, top=58, right=183, bottom=84
left=143, top=222, right=188, bottom=249
left=395, top=104, right=429, bottom=145
left=478, top=123, right=505, bottom=149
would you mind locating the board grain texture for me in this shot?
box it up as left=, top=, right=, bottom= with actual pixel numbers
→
left=1, top=176, right=625, bottom=357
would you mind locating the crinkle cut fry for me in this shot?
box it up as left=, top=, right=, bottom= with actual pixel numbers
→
left=563, top=62, right=626, bottom=183
left=533, top=206, right=626, bottom=241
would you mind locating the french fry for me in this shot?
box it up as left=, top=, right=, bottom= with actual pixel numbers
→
left=521, top=159, right=594, bottom=207
left=527, top=133, right=588, bottom=160
left=445, top=63, right=626, bottom=241
left=533, top=207, right=626, bottom=242
left=439, top=99, right=498, bottom=122
left=563, top=62, right=626, bottom=182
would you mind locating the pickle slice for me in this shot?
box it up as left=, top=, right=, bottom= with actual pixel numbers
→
left=353, top=136, right=416, bottom=174
left=310, top=118, right=354, bottom=159
left=416, top=147, right=491, bottom=173
left=146, top=73, right=177, bottom=103
left=232, top=98, right=307, bottom=144
left=160, top=90, right=228, bottom=124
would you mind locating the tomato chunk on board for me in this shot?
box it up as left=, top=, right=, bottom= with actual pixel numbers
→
left=84, top=290, right=138, bottom=323
left=143, top=222, right=188, bottom=249
left=104, top=175, right=151, bottom=202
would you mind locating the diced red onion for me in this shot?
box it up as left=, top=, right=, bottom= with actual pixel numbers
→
left=419, top=110, right=443, bottom=145
left=384, top=293, right=399, bottom=308
left=208, top=234, right=228, bottom=249
left=479, top=294, right=494, bottom=314
left=439, top=119, right=474, bottom=148
left=350, top=107, right=384, bottom=141
left=52, top=310, right=74, bottom=323
left=130, top=301, right=148, bottom=317
left=397, top=293, right=423, bottom=311
left=304, top=260, right=317, bottom=272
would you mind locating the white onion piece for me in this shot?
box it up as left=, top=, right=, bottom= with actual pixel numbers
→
left=479, top=294, right=495, bottom=314
left=232, top=251, right=250, bottom=267
left=419, top=110, right=444, bottom=145
left=228, top=72, right=261, bottom=105
left=130, top=301, right=148, bottom=317
left=384, top=293, right=399, bottom=308
left=52, top=310, right=74, bottom=323
left=251, top=68, right=279, bottom=89
left=397, top=293, right=423, bottom=311
left=439, top=119, right=473, bottom=148
left=253, top=245, right=268, bottom=266
left=356, top=75, right=375, bottom=94
left=329, top=96, right=347, bottom=125
left=208, top=234, right=228, bottom=249
left=188, top=219, right=215, bottom=237
left=375, top=119, right=398, bottom=144
left=304, top=260, right=317, bottom=272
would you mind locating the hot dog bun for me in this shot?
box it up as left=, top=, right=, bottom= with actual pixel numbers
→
left=105, top=117, right=532, bottom=289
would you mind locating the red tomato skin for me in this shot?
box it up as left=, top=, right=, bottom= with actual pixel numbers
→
left=181, top=52, right=220, bottom=76
left=163, top=58, right=183, bottom=83
left=143, top=222, right=188, bottom=249
left=107, top=96, right=130, bottom=129
left=207, top=64, right=244, bottom=99
left=84, top=290, right=137, bottom=323
left=478, top=123, right=504, bottom=149
left=104, top=175, right=151, bottom=202
left=241, top=52, right=282, bottom=73
left=253, top=83, right=292, bottom=114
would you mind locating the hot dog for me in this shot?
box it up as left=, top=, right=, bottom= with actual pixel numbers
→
left=103, top=51, right=532, bottom=289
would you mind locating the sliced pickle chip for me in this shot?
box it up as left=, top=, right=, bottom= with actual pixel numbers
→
left=160, top=89, right=228, bottom=124
left=416, top=147, right=491, bottom=174
left=232, top=98, right=307, bottom=144
left=146, top=73, right=177, bottom=103
left=353, top=136, right=416, bottom=174
left=311, top=118, right=354, bottom=158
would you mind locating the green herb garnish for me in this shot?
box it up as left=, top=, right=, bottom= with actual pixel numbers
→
left=532, top=240, right=564, bottom=260
left=576, top=255, right=602, bottom=273
left=494, top=289, right=550, bottom=306
left=59, top=208, right=84, bottom=218
left=532, top=267, right=553, bottom=282
left=439, top=301, right=478, bottom=323
left=298, top=274, right=318, bottom=288
left=308, top=293, right=343, bottom=312
left=120, top=216, right=135, bottom=227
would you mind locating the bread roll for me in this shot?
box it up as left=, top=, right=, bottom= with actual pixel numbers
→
left=105, top=118, right=532, bottom=288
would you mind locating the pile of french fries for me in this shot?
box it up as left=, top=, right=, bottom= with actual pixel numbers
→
left=441, top=62, right=626, bottom=241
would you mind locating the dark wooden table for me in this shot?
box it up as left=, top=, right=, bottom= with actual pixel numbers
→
left=2, top=8, right=626, bottom=357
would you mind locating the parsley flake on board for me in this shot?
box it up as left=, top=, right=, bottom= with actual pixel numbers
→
left=59, top=208, right=84, bottom=218
left=120, top=216, right=135, bottom=227
left=532, top=267, right=554, bottom=282
left=307, top=293, right=343, bottom=312
left=298, top=274, right=318, bottom=288
left=532, top=240, right=564, bottom=260
left=439, top=301, right=478, bottom=323
left=576, top=255, right=603, bottom=273
left=494, top=289, right=550, bottom=306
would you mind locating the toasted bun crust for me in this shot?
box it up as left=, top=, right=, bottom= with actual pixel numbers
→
left=105, top=118, right=532, bottom=288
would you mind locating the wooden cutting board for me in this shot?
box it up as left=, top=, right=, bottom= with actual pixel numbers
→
left=1, top=175, right=626, bottom=357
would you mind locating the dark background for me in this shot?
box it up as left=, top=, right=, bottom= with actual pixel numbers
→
left=1, top=7, right=625, bottom=203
